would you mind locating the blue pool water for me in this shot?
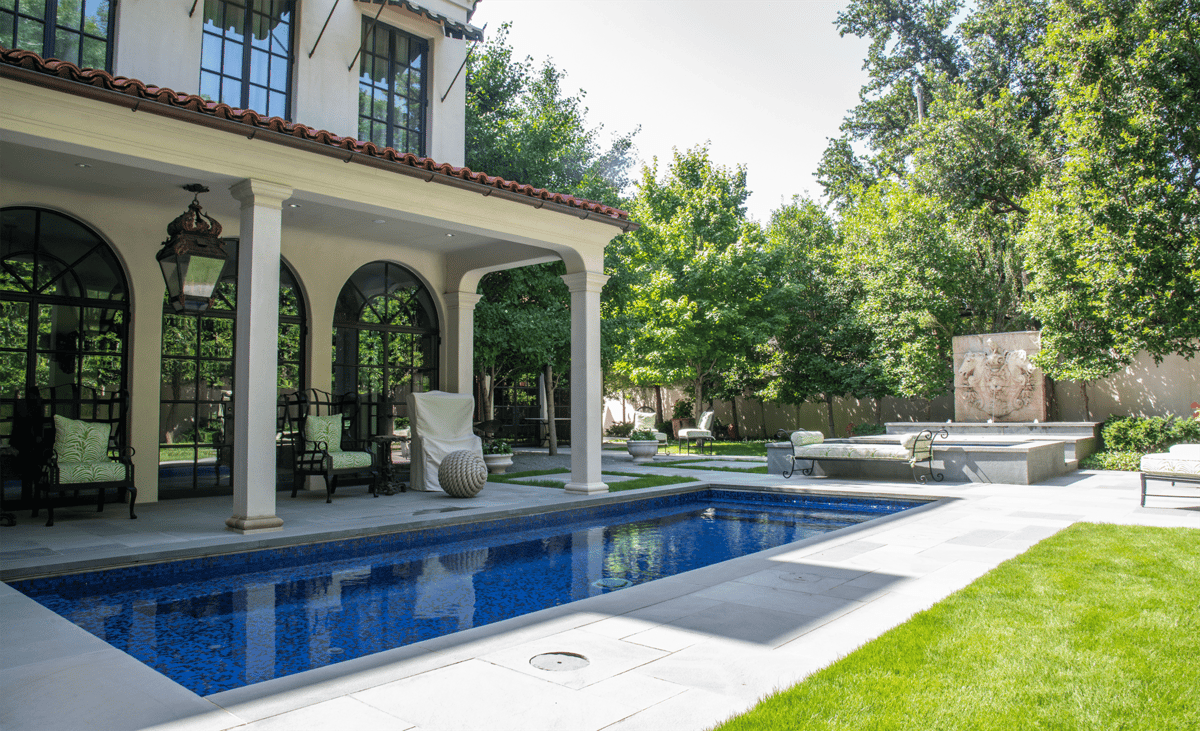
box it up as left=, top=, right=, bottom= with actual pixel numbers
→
left=13, top=489, right=925, bottom=695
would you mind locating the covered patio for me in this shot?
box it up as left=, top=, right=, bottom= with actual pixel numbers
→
left=1, top=46, right=633, bottom=531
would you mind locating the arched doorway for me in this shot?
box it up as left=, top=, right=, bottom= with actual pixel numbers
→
left=0, top=207, right=130, bottom=509
left=333, top=262, right=439, bottom=434
left=157, top=240, right=307, bottom=496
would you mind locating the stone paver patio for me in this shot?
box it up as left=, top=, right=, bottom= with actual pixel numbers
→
left=2, top=449, right=1197, bottom=731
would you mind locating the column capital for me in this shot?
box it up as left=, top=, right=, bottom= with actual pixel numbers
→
left=444, top=291, right=483, bottom=311
left=229, top=179, right=294, bottom=208
left=560, top=270, right=609, bottom=292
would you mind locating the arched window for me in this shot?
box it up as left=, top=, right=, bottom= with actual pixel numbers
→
left=158, top=242, right=307, bottom=496
left=333, top=262, right=438, bottom=433
left=1, top=207, right=130, bottom=507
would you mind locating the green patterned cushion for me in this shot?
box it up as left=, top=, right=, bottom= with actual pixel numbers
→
left=329, top=451, right=372, bottom=469
left=53, top=415, right=110, bottom=462
left=57, top=461, right=127, bottom=484
left=304, top=414, right=344, bottom=453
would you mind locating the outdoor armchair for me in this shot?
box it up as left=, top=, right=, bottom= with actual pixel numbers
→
left=677, top=410, right=715, bottom=454
left=407, top=391, right=483, bottom=492
left=32, top=386, right=136, bottom=527
left=280, top=389, right=378, bottom=503
left=632, top=410, right=668, bottom=444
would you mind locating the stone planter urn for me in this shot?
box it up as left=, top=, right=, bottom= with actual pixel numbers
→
left=626, top=440, right=659, bottom=464
left=483, top=453, right=513, bottom=474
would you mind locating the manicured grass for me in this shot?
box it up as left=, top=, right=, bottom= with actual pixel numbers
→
left=713, top=523, right=1200, bottom=731
left=606, top=440, right=771, bottom=457
left=671, top=463, right=769, bottom=474
left=487, top=468, right=697, bottom=491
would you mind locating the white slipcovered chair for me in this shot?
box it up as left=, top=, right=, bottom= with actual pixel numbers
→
left=407, top=391, right=483, bottom=492
left=632, top=410, right=668, bottom=444
left=677, top=410, right=715, bottom=455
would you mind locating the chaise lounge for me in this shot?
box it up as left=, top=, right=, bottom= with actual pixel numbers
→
left=1139, top=443, right=1200, bottom=506
left=782, top=428, right=947, bottom=484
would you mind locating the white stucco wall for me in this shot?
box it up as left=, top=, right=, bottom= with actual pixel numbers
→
left=113, top=0, right=467, bottom=165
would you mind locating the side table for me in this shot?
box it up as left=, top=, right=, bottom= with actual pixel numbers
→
left=369, top=435, right=410, bottom=495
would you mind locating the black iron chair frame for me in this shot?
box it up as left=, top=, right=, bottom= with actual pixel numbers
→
left=280, top=389, right=379, bottom=503
left=32, top=387, right=137, bottom=527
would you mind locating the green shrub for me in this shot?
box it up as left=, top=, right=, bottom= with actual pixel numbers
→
left=850, top=422, right=887, bottom=436
left=628, top=430, right=657, bottom=441
left=672, top=398, right=694, bottom=421
left=1079, top=450, right=1143, bottom=471
left=607, top=422, right=633, bottom=437
left=1102, top=414, right=1200, bottom=452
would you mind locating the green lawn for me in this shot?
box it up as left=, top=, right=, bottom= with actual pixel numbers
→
left=604, top=440, right=771, bottom=457
left=487, top=468, right=697, bottom=491
left=714, top=523, right=1200, bottom=731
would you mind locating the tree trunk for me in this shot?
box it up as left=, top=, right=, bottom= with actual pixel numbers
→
left=825, top=393, right=836, bottom=437
left=545, top=363, right=558, bottom=456
left=1082, top=381, right=1091, bottom=421
left=875, top=397, right=884, bottom=426
left=655, top=385, right=664, bottom=423
left=693, top=380, right=703, bottom=421
left=760, top=399, right=768, bottom=439
left=730, top=397, right=739, bottom=441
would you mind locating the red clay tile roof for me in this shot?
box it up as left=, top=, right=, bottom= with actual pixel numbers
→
left=0, top=47, right=632, bottom=225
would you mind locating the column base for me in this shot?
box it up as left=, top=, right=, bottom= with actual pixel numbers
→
left=225, top=515, right=284, bottom=534
left=564, top=481, right=609, bottom=495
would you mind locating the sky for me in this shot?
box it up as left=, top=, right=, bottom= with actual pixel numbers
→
left=468, top=0, right=872, bottom=224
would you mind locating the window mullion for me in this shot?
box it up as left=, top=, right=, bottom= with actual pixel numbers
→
left=241, top=5, right=254, bottom=110
left=43, top=0, right=58, bottom=58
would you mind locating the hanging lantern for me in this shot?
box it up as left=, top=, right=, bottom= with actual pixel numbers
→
left=158, top=184, right=229, bottom=314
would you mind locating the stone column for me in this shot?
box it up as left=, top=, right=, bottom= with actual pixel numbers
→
left=560, top=271, right=609, bottom=494
left=444, top=291, right=481, bottom=395
left=226, top=179, right=292, bottom=533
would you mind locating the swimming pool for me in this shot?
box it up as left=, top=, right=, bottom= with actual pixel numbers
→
left=13, top=489, right=927, bottom=695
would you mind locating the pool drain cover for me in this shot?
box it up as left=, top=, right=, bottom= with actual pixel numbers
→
left=592, top=577, right=631, bottom=589
left=530, top=652, right=589, bottom=671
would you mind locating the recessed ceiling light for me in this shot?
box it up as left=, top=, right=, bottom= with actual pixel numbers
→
left=288, top=203, right=302, bottom=208
left=373, top=219, right=386, bottom=224
left=446, top=233, right=454, bottom=237
left=75, top=163, right=91, bottom=168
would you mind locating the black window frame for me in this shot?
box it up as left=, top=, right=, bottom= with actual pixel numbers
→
left=199, top=0, right=295, bottom=119
left=0, top=0, right=116, bottom=71
left=358, top=18, right=429, bottom=156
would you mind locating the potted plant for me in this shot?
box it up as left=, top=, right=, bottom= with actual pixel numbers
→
left=482, top=439, right=514, bottom=474
left=626, top=430, right=659, bottom=464
left=670, top=398, right=694, bottom=439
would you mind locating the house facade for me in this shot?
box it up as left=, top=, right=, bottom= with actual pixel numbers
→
left=1, top=0, right=632, bottom=531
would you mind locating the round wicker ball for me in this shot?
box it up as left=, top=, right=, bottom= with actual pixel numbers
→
left=439, top=450, right=488, bottom=498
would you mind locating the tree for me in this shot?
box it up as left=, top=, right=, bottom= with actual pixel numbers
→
left=607, top=146, right=776, bottom=421
left=1021, top=0, right=1200, bottom=379
left=465, top=24, right=638, bottom=422
left=769, top=198, right=887, bottom=435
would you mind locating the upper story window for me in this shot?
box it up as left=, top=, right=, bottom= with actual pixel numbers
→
left=0, top=0, right=114, bottom=70
left=200, top=0, right=294, bottom=119
left=358, top=19, right=428, bottom=156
